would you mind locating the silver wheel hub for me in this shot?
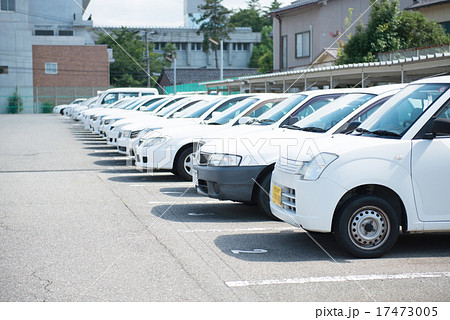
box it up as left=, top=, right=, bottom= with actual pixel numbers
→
left=183, top=153, right=193, bottom=176
left=348, top=206, right=390, bottom=250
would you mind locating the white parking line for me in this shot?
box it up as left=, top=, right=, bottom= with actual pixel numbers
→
left=178, top=226, right=297, bottom=233
left=225, top=272, right=450, bottom=288
left=148, top=200, right=228, bottom=204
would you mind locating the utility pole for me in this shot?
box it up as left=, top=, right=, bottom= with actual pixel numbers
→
left=220, top=39, right=223, bottom=81
left=144, top=30, right=150, bottom=88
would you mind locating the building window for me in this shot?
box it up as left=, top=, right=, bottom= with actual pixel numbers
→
left=1, top=0, right=15, bottom=11
left=45, top=62, right=58, bottom=75
left=223, top=43, right=228, bottom=50
left=296, top=31, right=310, bottom=58
left=0, top=66, right=8, bottom=74
left=58, top=30, right=73, bottom=36
left=282, top=36, right=287, bottom=69
left=35, top=30, right=54, bottom=36
left=191, top=43, right=202, bottom=51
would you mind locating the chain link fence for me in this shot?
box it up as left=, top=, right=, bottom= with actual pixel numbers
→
left=0, top=86, right=108, bottom=114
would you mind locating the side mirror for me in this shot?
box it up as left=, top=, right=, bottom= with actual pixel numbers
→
left=238, top=116, right=252, bottom=125
left=344, top=121, right=362, bottom=133
left=286, top=116, right=300, bottom=126
left=432, top=118, right=450, bottom=136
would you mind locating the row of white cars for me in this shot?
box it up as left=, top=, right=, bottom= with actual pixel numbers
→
left=60, top=76, right=450, bottom=258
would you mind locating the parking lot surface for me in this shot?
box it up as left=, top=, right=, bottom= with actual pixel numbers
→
left=1, top=114, right=449, bottom=302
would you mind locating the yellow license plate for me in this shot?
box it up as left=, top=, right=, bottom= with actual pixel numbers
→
left=272, top=184, right=282, bottom=207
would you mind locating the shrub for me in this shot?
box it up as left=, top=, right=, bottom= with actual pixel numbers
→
left=7, top=87, right=24, bottom=114
left=40, top=100, right=54, bottom=114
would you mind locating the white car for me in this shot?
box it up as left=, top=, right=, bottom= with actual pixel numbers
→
left=270, top=76, right=450, bottom=257
left=115, top=96, right=226, bottom=154
left=135, top=94, right=290, bottom=180
left=126, top=94, right=257, bottom=160
left=53, top=98, right=86, bottom=114
left=194, top=85, right=405, bottom=219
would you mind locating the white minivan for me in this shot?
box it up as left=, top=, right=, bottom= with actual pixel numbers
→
left=270, top=76, right=450, bottom=258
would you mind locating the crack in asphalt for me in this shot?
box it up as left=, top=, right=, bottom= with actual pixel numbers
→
left=30, top=271, right=53, bottom=302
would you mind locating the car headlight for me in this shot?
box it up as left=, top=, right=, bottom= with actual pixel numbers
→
left=123, top=130, right=131, bottom=138
left=298, top=153, right=338, bottom=181
left=207, top=153, right=242, bottom=167
left=143, top=137, right=167, bottom=148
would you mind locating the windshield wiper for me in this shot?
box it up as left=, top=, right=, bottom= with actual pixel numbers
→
left=207, top=122, right=222, bottom=125
left=355, top=128, right=401, bottom=137
left=258, top=119, right=275, bottom=124
left=298, top=126, right=327, bottom=133
left=281, top=124, right=302, bottom=130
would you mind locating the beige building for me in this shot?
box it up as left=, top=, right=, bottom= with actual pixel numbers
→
left=269, top=0, right=415, bottom=72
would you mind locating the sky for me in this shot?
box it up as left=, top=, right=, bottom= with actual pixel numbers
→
left=85, top=0, right=293, bottom=27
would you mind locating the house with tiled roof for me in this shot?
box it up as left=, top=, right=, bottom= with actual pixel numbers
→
left=269, top=0, right=415, bottom=72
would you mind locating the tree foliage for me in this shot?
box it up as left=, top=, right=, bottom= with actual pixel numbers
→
left=241, top=1, right=281, bottom=72
left=7, top=87, right=23, bottom=114
left=195, top=0, right=235, bottom=69
left=337, top=0, right=450, bottom=64
left=96, top=27, right=164, bottom=87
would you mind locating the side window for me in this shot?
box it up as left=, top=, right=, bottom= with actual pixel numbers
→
left=245, top=102, right=277, bottom=118
left=204, top=98, right=241, bottom=120
left=437, top=103, right=450, bottom=120
left=119, top=92, right=139, bottom=99
left=102, top=93, right=118, bottom=104
left=291, top=95, right=339, bottom=120
left=353, top=97, right=390, bottom=123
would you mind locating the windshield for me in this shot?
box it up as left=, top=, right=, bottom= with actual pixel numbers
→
left=206, top=98, right=259, bottom=125
left=254, top=94, right=307, bottom=124
left=292, top=94, right=376, bottom=132
left=174, top=98, right=224, bottom=118
left=139, top=97, right=165, bottom=111
left=124, top=98, right=148, bottom=110
left=156, top=98, right=187, bottom=117
left=141, top=98, right=170, bottom=112
left=356, top=83, right=450, bottom=138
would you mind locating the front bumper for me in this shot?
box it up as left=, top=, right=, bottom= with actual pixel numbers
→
left=270, top=168, right=347, bottom=232
left=194, top=165, right=265, bottom=202
left=135, top=144, right=175, bottom=170
left=117, top=137, right=129, bottom=154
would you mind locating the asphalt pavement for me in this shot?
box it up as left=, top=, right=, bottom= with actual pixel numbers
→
left=0, top=114, right=449, bottom=302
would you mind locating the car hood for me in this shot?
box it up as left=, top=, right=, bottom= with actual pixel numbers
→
left=200, top=127, right=323, bottom=166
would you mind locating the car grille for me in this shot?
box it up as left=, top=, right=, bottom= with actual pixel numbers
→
left=280, top=186, right=296, bottom=214
left=130, top=130, right=140, bottom=139
left=276, top=157, right=303, bottom=175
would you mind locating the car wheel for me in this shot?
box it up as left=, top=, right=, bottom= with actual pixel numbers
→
left=334, top=195, right=399, bottom=258
left=175, top=147, right=195, bottom=181
left=257, top=171, right=281, bottom=221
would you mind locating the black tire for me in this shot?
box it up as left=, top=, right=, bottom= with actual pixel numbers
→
left=256, top=171, right=281, bottom=221
left=174, top=147, right=195, bottom=181
left=334, top=195, right=399, bottom=258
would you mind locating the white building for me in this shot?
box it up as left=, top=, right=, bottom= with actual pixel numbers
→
left=0, top=0, right=96, bottom=113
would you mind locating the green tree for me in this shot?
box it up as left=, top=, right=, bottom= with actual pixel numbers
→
left=195, top=0, right=235, bottom=69
left=7, top=87, right=23, bottom=114
left=249, top=25, right=274, bottom=73
left=229, top=0, right=264, bottom=32
left=96, top=27, right=164, bottom=87
left=337, top=0, right=450, bottom=64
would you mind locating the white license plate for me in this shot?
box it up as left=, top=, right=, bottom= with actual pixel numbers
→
left=192, top=169, right=198, bottom=186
